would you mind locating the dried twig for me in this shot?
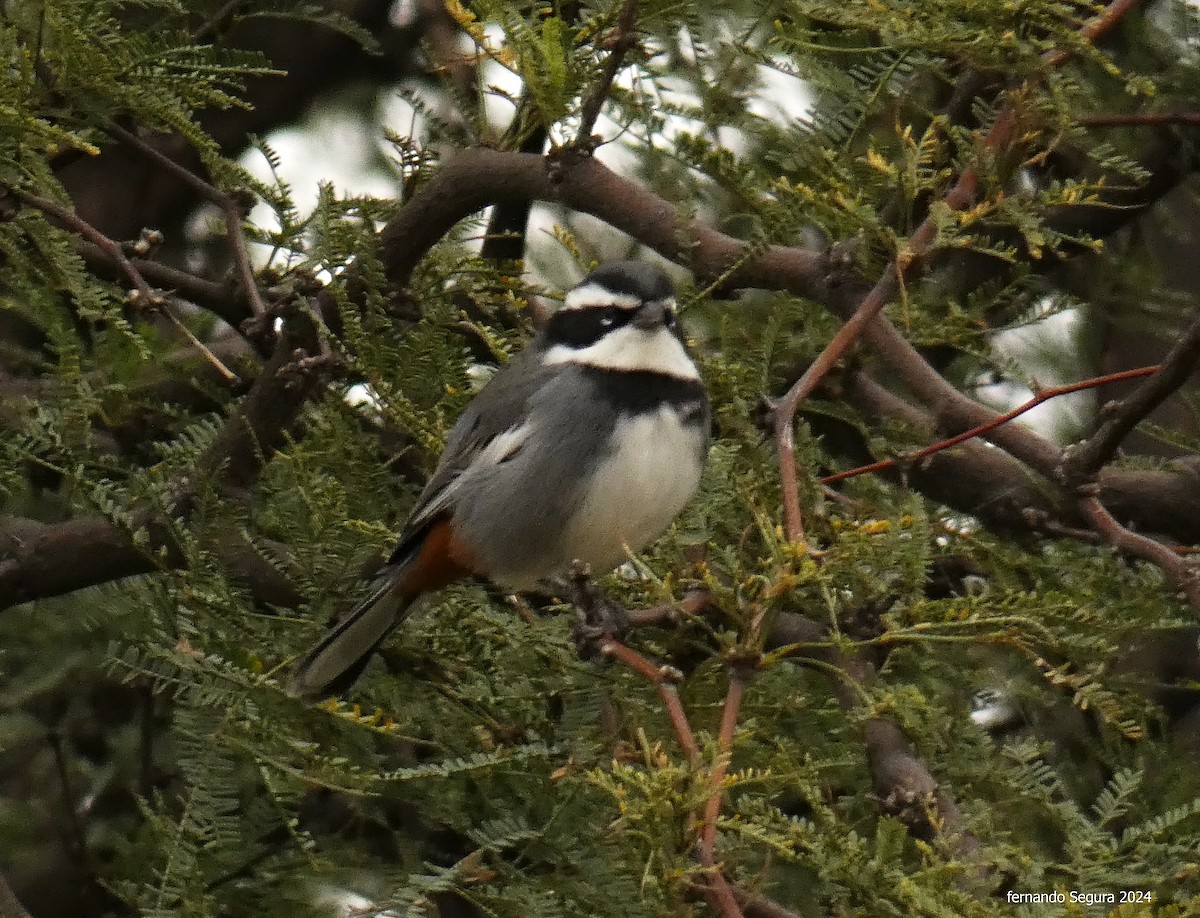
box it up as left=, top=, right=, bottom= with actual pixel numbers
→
left=160, top=298, right=240, bottom=382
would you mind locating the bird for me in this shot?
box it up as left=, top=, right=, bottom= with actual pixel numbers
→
left=288, top=261, right=710, bottom=700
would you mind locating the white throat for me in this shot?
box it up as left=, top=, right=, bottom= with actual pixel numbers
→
left=541, top=325, right=699, bottom=380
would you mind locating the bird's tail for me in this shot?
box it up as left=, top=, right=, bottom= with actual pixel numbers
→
left=287, top=580, right=417, bottom=701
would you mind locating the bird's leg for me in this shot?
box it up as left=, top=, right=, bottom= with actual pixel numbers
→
left=564, top=561, right=630, bottom=659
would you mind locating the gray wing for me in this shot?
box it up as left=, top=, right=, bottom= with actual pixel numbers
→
left=390, top=346, right=557, bottom=550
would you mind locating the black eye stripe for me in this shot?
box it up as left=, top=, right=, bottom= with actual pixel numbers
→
left=546, top=305, right=633, bottom=348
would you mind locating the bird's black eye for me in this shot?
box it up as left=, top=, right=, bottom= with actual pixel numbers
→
left=663, top=309, right=677, bottom=329
left=598, top=307, right=621, bottom=329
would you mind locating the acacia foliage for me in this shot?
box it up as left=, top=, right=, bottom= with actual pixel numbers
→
left=2, top=1, right=1200, bottom=916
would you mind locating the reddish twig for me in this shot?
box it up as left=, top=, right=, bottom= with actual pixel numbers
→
left=600, top=638, right=700, bottom=764
left=695, top=852, right=747, bottom=918
left=698, top=604, right=766, bottom=869
left=822, top=365, right=1161, bottom=486
left=598, top=635, right=744, bottom=917
left=1049, top=0, right=1146, bottom=64
left=1079, top=496, right=1200, bottom=616
left=773, top=104, right=1017, bottom=542
left=699, top=668, right=748, bottom=862
left=626, top=589, right=714, bottom=628
left=1062, top=305, right=1200, bottom=488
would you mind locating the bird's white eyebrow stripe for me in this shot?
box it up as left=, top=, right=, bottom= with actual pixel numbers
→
left=561, top=283, right=642, bottom=311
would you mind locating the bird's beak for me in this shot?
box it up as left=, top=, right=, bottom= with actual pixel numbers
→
left=631, top=300, right=674, bottom=329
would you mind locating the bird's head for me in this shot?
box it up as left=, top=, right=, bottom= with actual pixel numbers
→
left=540, top=261, right=697, bottom=380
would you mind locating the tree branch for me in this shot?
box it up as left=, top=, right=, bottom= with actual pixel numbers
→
left=1079, top=496, right=1200, bottom=611
left=0, top=317, right=326, bottom=612
left=103, top=120, right=268, bottom=324
left=769, top=0, right=1149, bottom=542
left=8, top=187, right=240, bottom=382
left=574, top=0, right=640, bottom=143
left=1061, top=306, right=1200, bottom=488
left=765, top=613, right=982, bottom=861
left=824, top=365, right=1161, bottom=485
left=0, top=871, right=32, bottom=918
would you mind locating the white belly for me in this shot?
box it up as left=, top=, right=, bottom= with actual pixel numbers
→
left=560, top=407, right=706, bottom=573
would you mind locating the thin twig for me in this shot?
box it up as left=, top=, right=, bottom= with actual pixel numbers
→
left=9, top=187, right=241, bottom=382
left=47, top=731, right=87, bottom=863
left=1062, top=305, right=1200, bottom=487
left=730, top=884, right=805, bottom=918
left=574, top=0, right=639, bottom=143
left=191, top=0, right=245, bottom=42
left=1082, top=111, right=1200, bottom=127
left=699, top=669, right=748, bottom=861
left=8, top=186, right=156, bottom=303
left=1047, top=0, right=1146, bottom=65
left=103, top=120, right=268, bottom=321
left=161, top=298, right=240, bottom=382
left=1079, top=495, right=1200, bottom=616
left=626, top=590, right=713, bottom=628
left=822, top=365, right=1161, bottom=486
left=74, top=238, right=245, bottom=326
left=600, top=638, right=700, bottom=764
left=772, top=104, right=1017, bottom=543
left=597, top=633, right=743, bottom=916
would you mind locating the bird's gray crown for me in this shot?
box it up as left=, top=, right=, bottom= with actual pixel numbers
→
left=559, top=261, right=675, bottom=313
left=579, top=261, right=674, bottom=303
